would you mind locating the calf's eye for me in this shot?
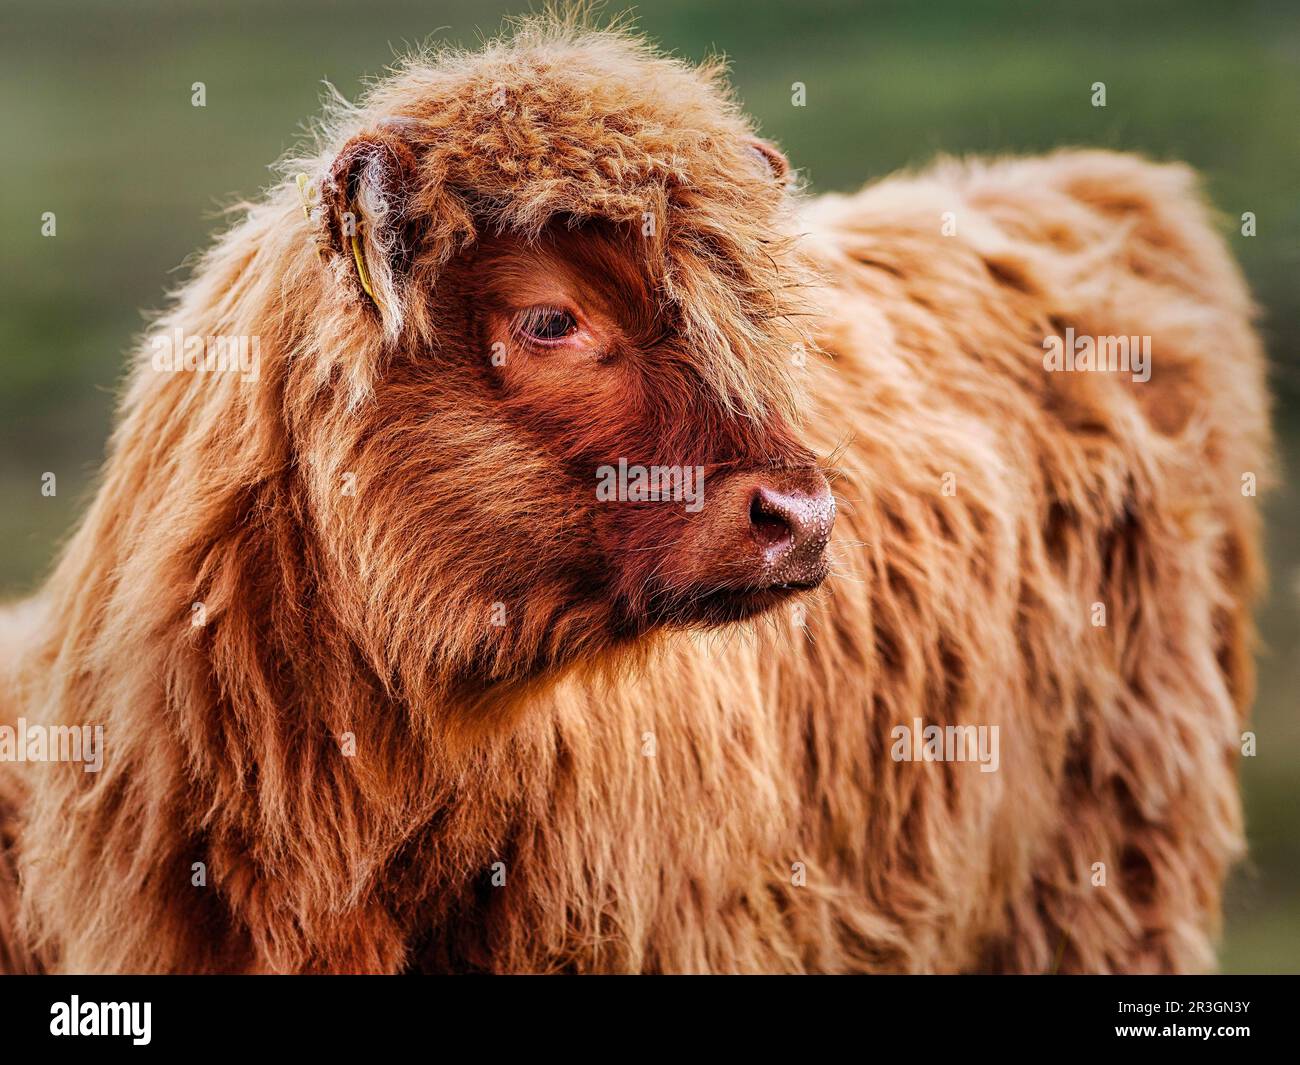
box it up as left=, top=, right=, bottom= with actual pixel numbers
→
left=517, top=306, right=579, bottom=344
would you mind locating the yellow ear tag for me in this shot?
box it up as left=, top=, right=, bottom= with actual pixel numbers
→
left=349, top=221, right=383, bottom=312
left=294, top=172, right=385, bottom=316
left=294, top=173, right=326, bottom=264
left=294, top=172, right=315, bottom=218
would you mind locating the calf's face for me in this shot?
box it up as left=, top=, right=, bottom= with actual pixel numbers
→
left=307, top=139, right=833, bottom=698
left=454, top=223, right=834, bottom=622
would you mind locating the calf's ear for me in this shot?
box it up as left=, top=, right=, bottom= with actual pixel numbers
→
left=746, top=137, right=792, bottom=184
left=313, top=126, right=420, bottom=338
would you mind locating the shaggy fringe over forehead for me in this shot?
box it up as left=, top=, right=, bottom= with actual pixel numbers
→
left=283, top=11, right=816, bottom=422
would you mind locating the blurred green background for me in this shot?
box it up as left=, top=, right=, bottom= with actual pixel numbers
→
left=1, top=0, right=1295, bottom=971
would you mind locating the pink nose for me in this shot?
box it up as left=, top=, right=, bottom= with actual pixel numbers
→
left=747, top=474, right=836, bottom=587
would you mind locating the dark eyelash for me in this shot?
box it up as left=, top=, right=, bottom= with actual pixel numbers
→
left=515, top=306, right=578, bottom=343
left=517, top=305, right=566, bottom=333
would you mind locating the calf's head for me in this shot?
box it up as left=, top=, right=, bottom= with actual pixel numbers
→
left=289, top=26, right=834, bottom=702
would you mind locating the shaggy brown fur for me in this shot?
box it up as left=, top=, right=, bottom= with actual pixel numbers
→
left=0, top=16, right=1270, bottom=974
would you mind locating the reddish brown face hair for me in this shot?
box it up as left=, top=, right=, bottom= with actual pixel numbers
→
left=307, top=215, right=833, bottom=705
left=456, top=222, right=831, bottom=605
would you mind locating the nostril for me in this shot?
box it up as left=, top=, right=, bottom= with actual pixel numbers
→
left=750, top=482, right=836, bottom=555
left=749, top=490, right=793, bottom=550
left=735, top=476, right=837, bottom=594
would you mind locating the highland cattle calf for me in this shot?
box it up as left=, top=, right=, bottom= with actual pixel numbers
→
left=0, top=18, right=1270, bottom=973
